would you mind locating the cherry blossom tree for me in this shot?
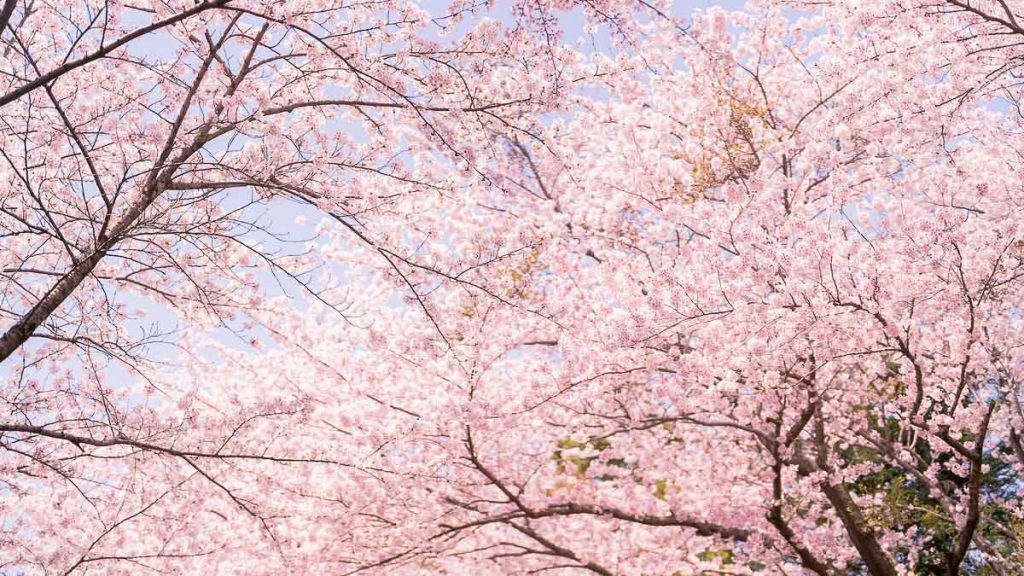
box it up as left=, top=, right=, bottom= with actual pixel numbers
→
left=1, top=0, right=1024, bottom=575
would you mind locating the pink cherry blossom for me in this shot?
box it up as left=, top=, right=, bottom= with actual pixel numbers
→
left=0, top=1, right=1023, bottom=575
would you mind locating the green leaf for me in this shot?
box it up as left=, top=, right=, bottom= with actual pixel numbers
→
left=653, top=479, right=668, bottom=500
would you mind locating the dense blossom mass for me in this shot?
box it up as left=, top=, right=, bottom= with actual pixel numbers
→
left=1, top=0, right=1023, bottom=574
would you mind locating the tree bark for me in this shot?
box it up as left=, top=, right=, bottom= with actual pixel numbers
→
left=0, top=0, right=16, bottom=36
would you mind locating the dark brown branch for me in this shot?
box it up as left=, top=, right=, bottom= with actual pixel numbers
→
left=0, top=0, right=16, bottom=37
left=0, top=0, right=232, bottom=108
